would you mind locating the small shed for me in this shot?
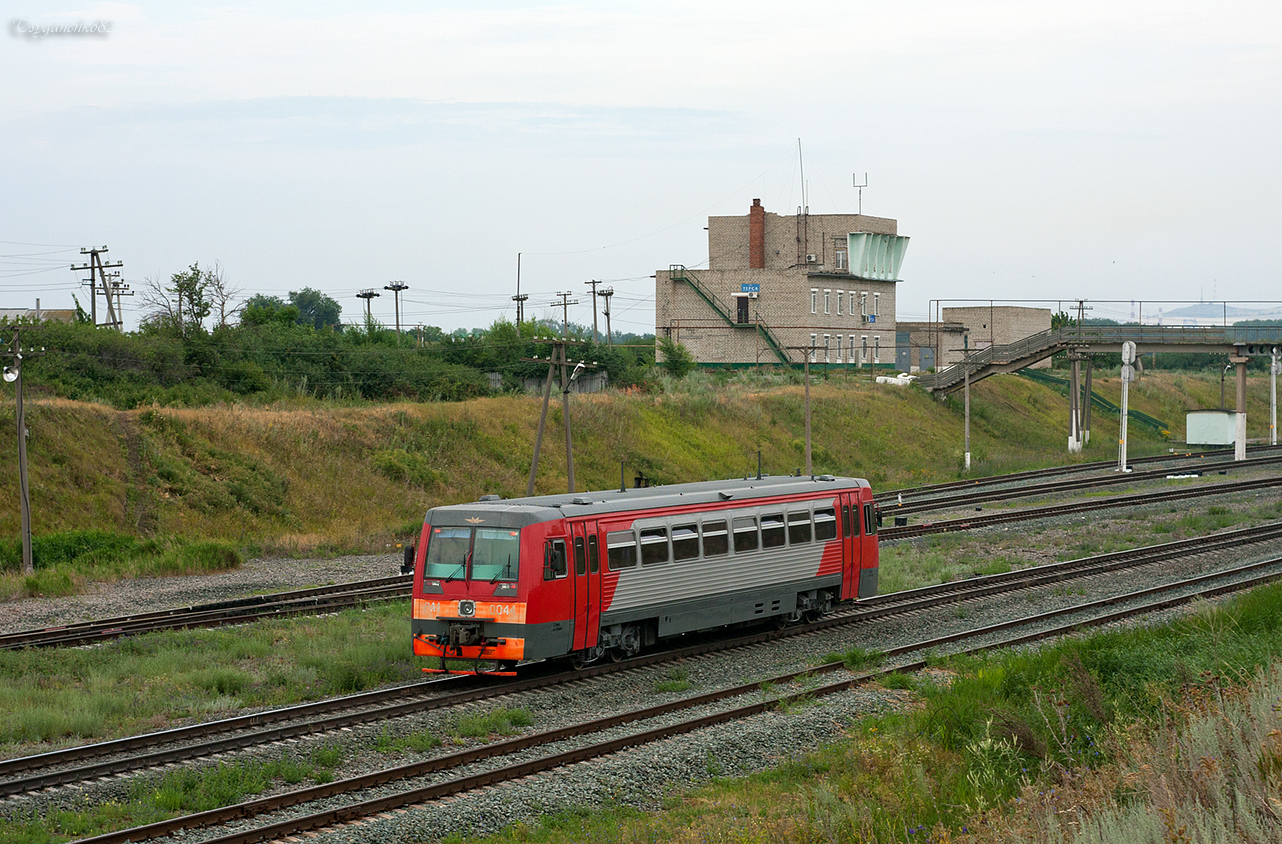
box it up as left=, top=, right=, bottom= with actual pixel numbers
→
left=1186, top=410, right=1236, bottom=446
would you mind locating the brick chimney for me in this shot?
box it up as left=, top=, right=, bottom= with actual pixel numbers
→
left=749, top=199, right=765, bottom=269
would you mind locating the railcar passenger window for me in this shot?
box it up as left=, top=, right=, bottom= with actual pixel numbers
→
left=672, top=524, right=699, bottom=562
left=761, top=513, right=785, bottom=548
left=732, top=516, right=758, bottom=553
left=863, top=503, right=878, bottom=535
left=606, top=531, right=637, bottom=570
left=702, top=520, right=728, bottom=557
left=573, top=537, right=586, bottom=576
left=787, top=512, right=812, bottom=545
left=587, top=535, right=599, bottom=573
left=814, top=508, right=837, bottom=541
left=640, top=527, right=669, bottom=566
left=543, top=539, right=568, bottom=580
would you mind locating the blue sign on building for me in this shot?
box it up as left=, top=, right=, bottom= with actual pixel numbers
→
left=868, top=314, right=876, bottom=323
left=740, top=283, right=760, bottom=293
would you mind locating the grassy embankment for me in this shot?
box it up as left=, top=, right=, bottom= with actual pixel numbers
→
left=5, top=369, right=1257, bottom=592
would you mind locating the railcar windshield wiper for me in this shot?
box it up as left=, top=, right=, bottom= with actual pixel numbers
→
left=444, top=552, right=470, bottom=582
left=491, top=555, right=514, bottom=584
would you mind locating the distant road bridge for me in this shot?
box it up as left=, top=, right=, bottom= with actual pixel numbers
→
left=917, top=325, right=1282, bottom=396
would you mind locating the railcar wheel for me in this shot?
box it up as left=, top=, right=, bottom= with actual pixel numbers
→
left=570, top=652, right=589, bottom=670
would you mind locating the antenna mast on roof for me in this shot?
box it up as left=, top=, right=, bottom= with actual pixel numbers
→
left=853, top=172, right=868, bottom=215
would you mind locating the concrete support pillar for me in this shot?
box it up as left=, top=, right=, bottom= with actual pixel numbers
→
left=1233, top=356, right=1249, bottom=461
left=1082, top=356, right=1093, bottom=445
left=1068, top=354, right=1083, bottom=453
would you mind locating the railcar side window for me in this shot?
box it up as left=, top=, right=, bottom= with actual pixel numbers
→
left=702, top=520, right=729, bottom=557
left=543, top=539, right=568, bottom=580
left=732, top=516, right=758, bottom=553
left=640, top=527, right=669, bottom=566
left=787, top=511, right=812, bottom=545
left=606, top=530, right=637, bottom=570
left=587, top=535, right=599, bottom=573
left=761, top=513, right=785, bottom=548
left=573, top=537, right=586, bottom=576
left=814, top=507, right=838, bottom=541
left=863, top=502, right=878, bottom=535
left=672, top=524, right=699, bottom=562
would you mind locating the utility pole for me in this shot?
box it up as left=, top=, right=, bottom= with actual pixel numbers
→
left=786, top=343, right=818, bottom=476
left=69, top=246, right=125, bottom=328
left=356, top=289, right=380, bottom=320
left=1272, top=347, right=1280, bottom=447
left=512, top=253, right=528, bottom=325
left=599, top=287, right=614, bottom=345
left=963, top=336, right=971, bottom=472
left=522, top=337, right=597, bottom=495
left=3, top=327, right=45, bottom=576
left=383, top=281, right=408, bottom=339
left=552, top=292, right=579, bottom=339
left=584, top=279, right=601, bottom=343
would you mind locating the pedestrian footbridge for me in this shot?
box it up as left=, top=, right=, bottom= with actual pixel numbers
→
left=917, top=325, right=1282, bottom=396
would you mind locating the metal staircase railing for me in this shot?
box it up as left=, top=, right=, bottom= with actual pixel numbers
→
left=668, top=265, right=791, bottom=365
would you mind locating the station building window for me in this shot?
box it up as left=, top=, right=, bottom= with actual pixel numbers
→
left=810, top=289, right=818, bottom=314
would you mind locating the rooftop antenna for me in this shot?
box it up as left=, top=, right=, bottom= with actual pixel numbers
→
left=797, top=138, right=808, bottom=211
left=853, top=172, right=868, bottom=215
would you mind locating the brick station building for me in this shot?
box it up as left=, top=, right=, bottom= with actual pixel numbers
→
left=655, top=199, right=910, bottom=368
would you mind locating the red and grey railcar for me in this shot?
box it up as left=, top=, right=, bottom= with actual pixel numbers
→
left=409, top=475, right=879, bottom=674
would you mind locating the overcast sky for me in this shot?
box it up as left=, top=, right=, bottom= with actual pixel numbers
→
left=3, top=1, right=1280, bottom=332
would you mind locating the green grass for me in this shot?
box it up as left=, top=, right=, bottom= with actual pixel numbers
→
left=0, top=745, right=343, bottom=844
left=447, top=708, right=535, bottom=739
left=0, top=601, right=417, bottom=756
left=653, top=666, right=693, bottom=693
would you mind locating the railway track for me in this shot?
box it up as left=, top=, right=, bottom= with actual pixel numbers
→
left=880, top=474, right=1282, bottom=540
left=0, top=576, right=412, bottom=651
left=66, top=550, right=1282, bottom=844
left=8, top=519, right=1282, bottom=803
left=884, top=451, right=1282, bottom=516
left=875, top=444, right=1281, bottom=504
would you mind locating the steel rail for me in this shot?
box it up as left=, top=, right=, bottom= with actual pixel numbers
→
left=71, top=554, right=1282, bottom=844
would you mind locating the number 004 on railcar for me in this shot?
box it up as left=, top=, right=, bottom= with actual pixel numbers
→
left=409, top=475, right=879, bottom=674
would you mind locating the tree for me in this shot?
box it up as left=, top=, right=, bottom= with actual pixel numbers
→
left=139, top=263, right=213, bottom=335
left=1051, top=311, right=1073, bottom=330
left=657, top=335, right=696, bottom=378
left=205, top=262, right=242, bottom=329
left=288, top=288, right=342, bottom=330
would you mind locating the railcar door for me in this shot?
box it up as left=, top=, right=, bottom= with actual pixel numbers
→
left=570, top=519, right=602, bottom=651
left=840, top=493, right=860, bottom=601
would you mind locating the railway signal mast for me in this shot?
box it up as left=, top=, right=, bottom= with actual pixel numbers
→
left=1118, top=341, right=1137, bottom=473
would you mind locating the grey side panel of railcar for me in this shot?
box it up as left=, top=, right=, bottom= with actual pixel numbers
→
left=606, top=538, right=831, bottom=613
left=859, top=567, right=878, bottom=598
left=601, top=575, right=842, bottom=637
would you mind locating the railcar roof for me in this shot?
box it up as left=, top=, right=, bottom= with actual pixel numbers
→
left=427, top=475, right=869, bottom=525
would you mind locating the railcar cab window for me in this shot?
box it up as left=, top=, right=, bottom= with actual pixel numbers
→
left=732, top=516, right=758, bottom=552
left=863, top=502, right=878, bottom=535
left=787, top=511, right=813, bottom=545
left=672, top=524, right=699, bottom=562
left=640, top=527, right=670, bottom=566
left=702, top=520, right=729, bottom=557
left=761, top=513, right=785, bottom=548
left=425, top=526, right=520, bottom=582
left=606, top=530, right=638, bottom=570
left=543, top=538, right=568, bottom=580
left=814, top=507, right=838, bottom=541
